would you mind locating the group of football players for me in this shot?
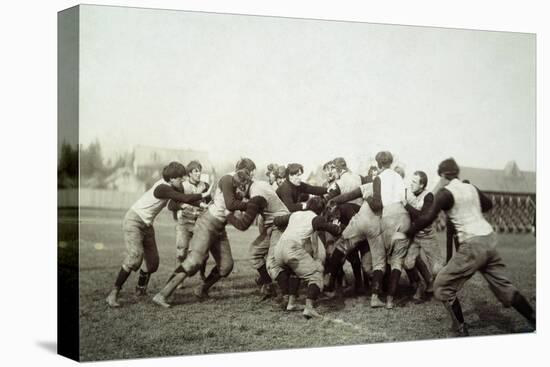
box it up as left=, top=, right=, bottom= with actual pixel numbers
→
left=106, top=152, right=536, bottom=336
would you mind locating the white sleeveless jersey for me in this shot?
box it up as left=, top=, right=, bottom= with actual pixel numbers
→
left=249, top=180, right=290, bottom=226
left=336, top=171, right=363, bottom=206
left=445, top=179, right=493, bottom=243
left=378, top=168, right=406, bottom=207
left=359, top=182, right=373, bottom=199
left=208, top=175, right=231, bottom=222
left=342, top=183, right=382, bottom=240
left=279, top=211, right=318, bottom=243
left=131, top=179, right=170, bottom=225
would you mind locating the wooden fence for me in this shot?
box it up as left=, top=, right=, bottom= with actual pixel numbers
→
left=58, top=189, right=142, bottom=209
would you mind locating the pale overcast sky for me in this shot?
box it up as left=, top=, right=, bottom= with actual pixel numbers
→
left=77, top=5, right=536, bottom=178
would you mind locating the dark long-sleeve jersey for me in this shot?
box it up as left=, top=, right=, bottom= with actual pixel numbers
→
left=404, top=192, right=434, bottom=221
left=276, top=179, right=327, bottom=212
left=365, top=176, right=383, bottom=213
left=226, top=199, right=264, bottom=231
left=218, top=174, right=248, bottom=211
left=153, top=183, right=203, bottom=203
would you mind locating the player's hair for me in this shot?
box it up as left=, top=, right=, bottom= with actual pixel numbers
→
left=286, top=163, right=304, bottom=177
left=232, top=169, right=253, bottom=189
left=332, top=157, right=348, bottom=172
left=186, top=160, right=202, bottom=173
left=162, top=161, right=186, bottom=181
left=375, top=151, right=393, bottom=168
left=274, top=165, right=287, bottom=179
left=438, top=158, right=460, bottom=179
left=413, top=170, right=428, bottom=189
left=306, top=196, right=326, bottom=215
left=322, top=161, right=334, bottom=171
left=235, top=157, right=256, bottom=172
left=266, top=163, right=279, bottom=176
left=394, top=165, right=405, bottom=178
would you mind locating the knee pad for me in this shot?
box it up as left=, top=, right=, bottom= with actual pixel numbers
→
left=372, top=264, right=386, bottom=272
left=403, top=257, right=416, bottom=271
left=432, top=263, right=443, bottom=276
left=433, top=279, right=447, bottom=301
left=124, top=255, right=143, bottom=272
left=309, top=273, right=324, bottom=291
left=434, top=287, right=445, bottom=301
left=182, top=258, right=201, bottom=276
left=218, top=259, right=234, bottom=277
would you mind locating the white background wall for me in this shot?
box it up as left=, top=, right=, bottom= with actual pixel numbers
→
left=0, top=1, right=547, bottom=367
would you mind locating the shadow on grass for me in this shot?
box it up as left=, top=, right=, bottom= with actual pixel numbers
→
left=470, top=299, right=514, bottom=332
left=36, top=341, right=57, bottom=354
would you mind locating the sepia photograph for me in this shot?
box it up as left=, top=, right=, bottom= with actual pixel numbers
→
left=57, top=4, right=536, bottom=362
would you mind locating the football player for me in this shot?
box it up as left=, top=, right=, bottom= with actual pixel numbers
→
left=276, top=163, right=327, bottom=212
left=366, top=151, right=410, bottom=309
left=402, top=170, right=444, bottom=302
left=324, top=157, right=367, bottom=296
left=106, top=162, right=212, bottom=307
left=270, top=196, right=342, bottom=318
left=233, top=179, right=291, bottom=299
left=169, top=160, right=210, bottom=266
left=152, top=160, right=260, bottom=308
left=397, top=158, right=536, bottom=336
left=266, top=163, right=286, bottom=189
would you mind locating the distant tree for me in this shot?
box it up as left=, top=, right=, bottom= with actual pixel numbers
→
left=80, top=139, right=105, bottom=178
left=58, top=141, right=78, bottom=177
left=58, top=141, right=78, bottom=188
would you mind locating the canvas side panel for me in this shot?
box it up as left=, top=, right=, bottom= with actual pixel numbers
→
left=57, top=5, right=80, bottom=362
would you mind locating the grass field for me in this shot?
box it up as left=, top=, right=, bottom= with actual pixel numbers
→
left=59, top=208, right=536, bottom=361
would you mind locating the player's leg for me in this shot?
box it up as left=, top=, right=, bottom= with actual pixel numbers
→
left=405, top=240, right=431, bottom=302
left=274, top=267, right=291, bottom=308
left=433, top=241, right=484, bottom=336
left=175, top=224, right=196, bottom=288
left=107, top=211, right=144, bottom=307
left=481, top=235, right=535, bottom=328
left=326, top=235, right=361, bottom=296
left=360, top=248, right=373, bottom=290
left=385, top=213, right=411, bottom=309
left=286, top=275, right=302, bottom=311
left=415, top=257, right=432, bottom=294
left=136, top=226, right=159, bottom=296
left=152, top=213, right=214, bottom=307
left=285, top=245, right=324, bottom=318
left=249, top=228, right=274, bottom=297
left=369, top=233, right=387, bottom=308
left=357, top=240, right=370, bottom=290
left=404, top=241, right=423, bottom=301
left=267, top=235, right=284, bottom=299
left=324, top=245, right=346, bottom=296
left=345, top=249, right=366, bottom=296
left=175, top=218, right=186, bottom=264
left=196, top=229, right=233, bottom=298
left=418, top=236, right=443, bottom=293
left=268, top=239, right=288, bottom=305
